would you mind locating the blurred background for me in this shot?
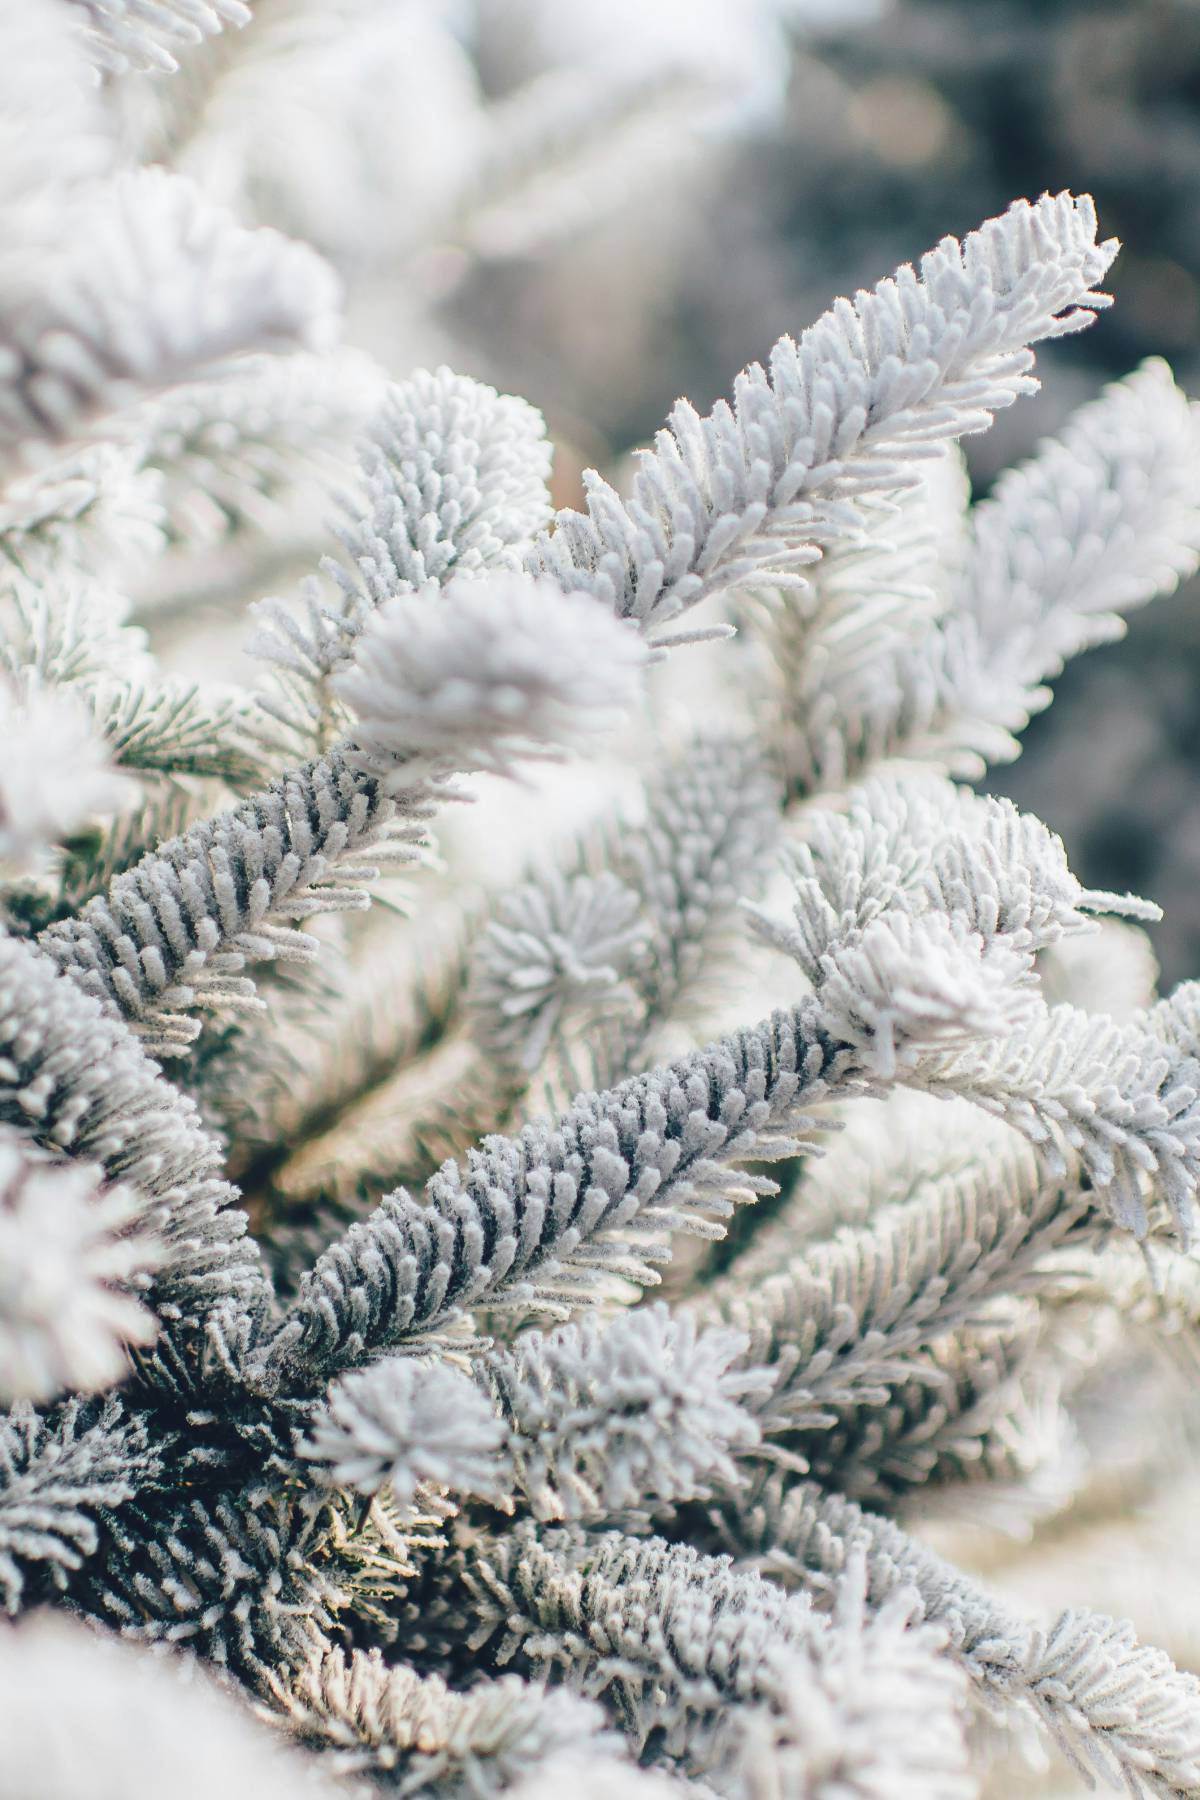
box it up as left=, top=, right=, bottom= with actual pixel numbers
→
left=136, top=0, right=1200, bottom=979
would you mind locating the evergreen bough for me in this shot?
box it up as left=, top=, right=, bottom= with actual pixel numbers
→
left=4, top=7, right=1200, bottom=1798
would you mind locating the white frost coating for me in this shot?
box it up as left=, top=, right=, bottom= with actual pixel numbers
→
left=814, top=909, right=1038, bottom=1078
left=0, top=684, right=137, bottom=867
left=468, top=869, right=649, bottom=1072
left=0, top=1130, right=160, bottom=1404
left=1, top=171, right=341, bottom=465
left=336, top=367, right=554, bottom=601
left=335, top=573, right=649, bottom=784
left=965, top=358, right=1200, bottom=682
left=479, top=1303, right=770, bottom=1518
left=66, top=0, right=251, bottom=76
left=4, top=158, right=1200, bottom=1800
left=297, top=1357, right=505, bottom=1501
left=531, top=193, right=1117, bottom=639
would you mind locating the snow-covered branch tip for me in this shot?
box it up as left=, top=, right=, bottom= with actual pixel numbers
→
left=2, top=169, right=340, bottom=465
left=531, top=192, right=1117, bottom=641
left=0, top=1128, right=161, bottom=1404
left=467, top=868, right=649, bottom=1075
left=744, top=781, right=1200, bottom=1234
left=752, top=1479, right=1200, bottom=1800
left=334, top=573, right=649, bottom=785
left=296, top=1358, right=506, bottom=1504
left=247, top=366, right=554, bottom=730
left=477, top=1304, right=770, bottom=1519
left=334, top=366, right=554, bottom=603
left=67, top=1, right=251, bottom=77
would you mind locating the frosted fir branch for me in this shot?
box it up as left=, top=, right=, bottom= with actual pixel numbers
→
left=724, top=1092, right=1025, bottom=1281
left=85, top=677, right=271, bottom=788
left=80, top=1486, right=344, bottom=1680
left=905, top=1389, right=1085, bottom=1549
left=780, top=612, right=994, bottom=793
left=268, top=1647, right=615, bottom=1790
left=748, top=791, right=1046, bottom=1077
left=215, top=731, right=778, bottom=1214
left=435, top=1519, right=819, bottom=1760
left=424, top=1520, right=971, bottom=1794
left=252, top=999, right=848, bottom=1386
left=0, top=443, right=164, bottom=582
left=733, top=1550, right=974, bottom=1800
left=1055, top=1234, right=1200, bottom=1368
left=66, top=0, right=251, bottom=77
left=267, top=734, right=772, bottom=1214
left=763, top=446, right=970, bottom=742
left=747, top=1480, right=1200, bottom=1800
left=0, top=1612, right=339, bottom=1800
left=357, top=737, right=778, bottom=1187
left=919, top=790, right=1160, bottom=950
left=0, top=1129, right=160, bottom=1405
left=321, top=1483, right=454, bottom=1643
left=910, top=1004, right=1200, bottom=1241
left=249, top=367, right=553, bottom=741
left=747, top=781, right=1147, bottom=989
left=694, top=1136, right=1092, bottom=1445
left=245, top=1030, right=514, bottom=1298
left=764, top=450, right=970, bottom=799
left=467, top=869, right=649, bottom=1076
left=45, top=782, right=196, bottom=929
left=798, top=1306, right=1073, bottom=1511
left=199, top=899, right=478, bottom=1198
left=0, top=1395, right=163, bottom=1613
left=247, top=576, right=363, bottom=758
left=0, top=934, right=264, bottom=1369
left=254, top=798, right=1184, bottom=1385
left=39, top=574, right=647, bottom=1055
left=785, top=363, right=1200, bottom=789
left=1029, top=1614, right=1200, bottom=1800
left=530, top=192, right=1116, bottom=643
left=477, top=1303, right=770, bottom=1520
left=603, top=731, right=782, bottom=1080
left=745, top=783, right=1200, bottom=1230
left=0, top=684, right=138, bottom=869
left=955, top=358, right=1200, bottom=732
left=0, top=570, right=152, bottom=694
left=1147, top=980, right=1200, bottom=1064
left=813, top=909, right=1038, bottom=1078
left=0, top=170, right=340, bottom=466
left=296, top=1358, right=506, bottom=1503
left=0, top=576, right=268, bottom=798
left=467, top=729, right=780, bottom=1102
left=334, top=367, right=554, bottom=602
left=127, top=348, right=385, bottom=549
left=333, top=575, right=649, bottom=785
left=37, top=749, right=427, bottom=1057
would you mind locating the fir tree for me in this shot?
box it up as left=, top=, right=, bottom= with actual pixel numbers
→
left=4, top=6, right=1200, bottom=1798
